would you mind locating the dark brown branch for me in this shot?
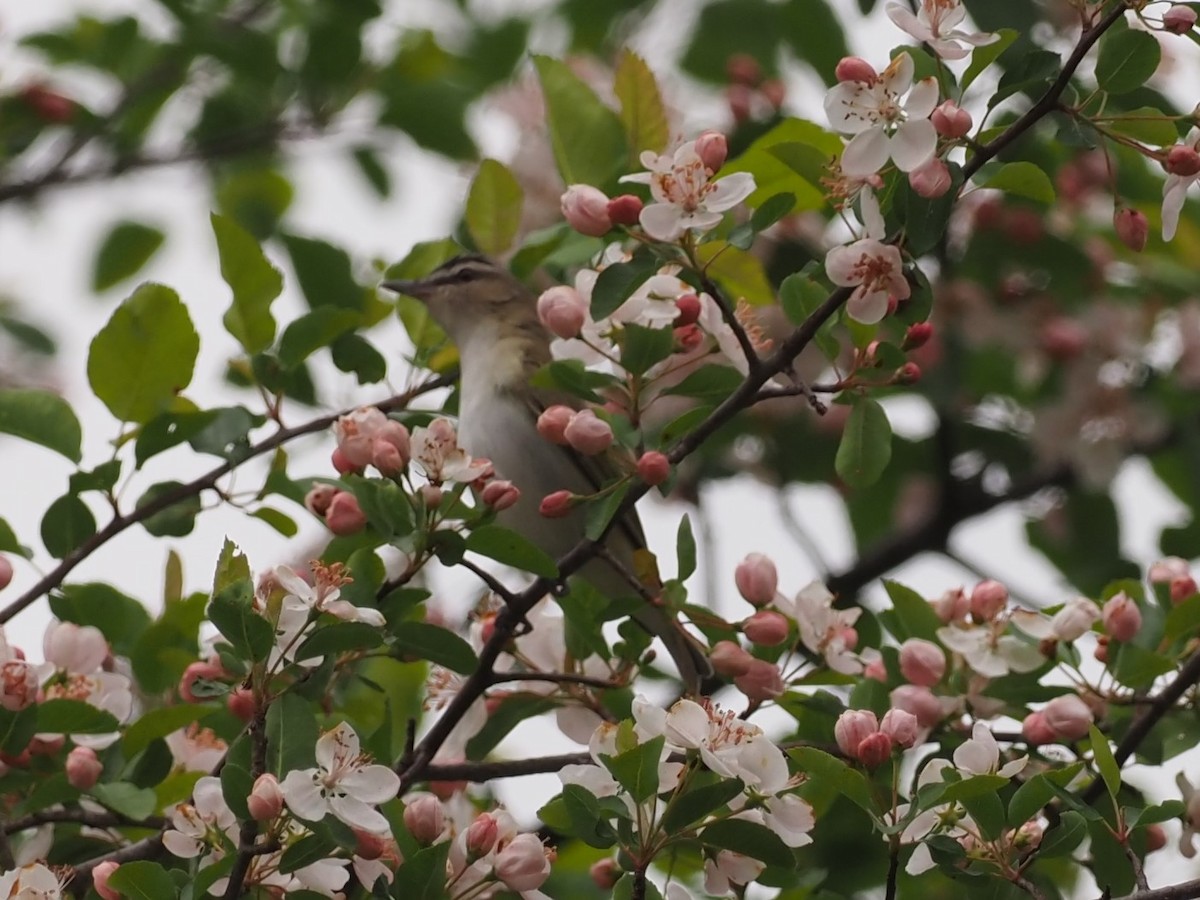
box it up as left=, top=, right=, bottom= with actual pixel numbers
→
left=0, top=374, right=454, bottom=625
left=3, top=808, right=164, bottom=835
left=489, top=671, right=619, bottom=690
left=1116, top=878, right=1200, bottom=900
left=423, top=752, right=592, bottom=782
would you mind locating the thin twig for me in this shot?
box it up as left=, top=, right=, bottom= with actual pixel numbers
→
left=422, top=752, right=592, bottom=782
left=1115, top=878, right=1200, bottom=900
left=489, top=671, right=619, bottom=690
left=3, top=808, right=164, bottom=835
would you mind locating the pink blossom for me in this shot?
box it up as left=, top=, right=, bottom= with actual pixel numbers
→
left=248, top=773, right=284, bottom=821
left=403, top=794, right=445, bottom=845
left=1022, top=711, right=1056, bottom=745
left=710, top=640, right=754, bottom=677
left=908, top=157, right=952, bottom=198
left=66, top=745, right=102, bottom=789
left=1102, top=592, right=1142, bottom=642
left=480, top=479, right=520, bottom=511
left=823, top=53, right=938, bottom=177
left=825, top=237, right=910, bottom=324
left=885, top=0, right=999, bottom=60
left=325, top=491, right=367, bottom=536
left=1163, top=128, right=1200, bottom=240
left=537, top=285, right=588, bottom=339
left=563, top=410, right=613, bottom=455
left=495, top=833, right=553, bottom=891
left=970, top=580, right=1008, bottom=621
left=539, top=490, right=574, bottom=518
left=1042, top=694, right=1093, bottom=741
left=890, top=684, right=944, bottom=728
left=735, top=553, right=779, bottom=607
left=1164, top=4, right=1198, bottom=33
left=743, top=610, right=790, bottom=646
left=560, top=184, right=613, bottom=236
left=636, top=451, right=671, bottom=486
left=931, top=100, right=972, bottom=138
left=694, top=130, right=729, bottom=172
left=536, top=405, right=574, bottom=444
left=734, top=658, right=786, bottom=700
left=1114, top=208, right=1148, bottom=252
left=93, top=861, right=121, bottom=900
left=898, top=638, right=945, bottom=686
left=411, top=418, right=492, bottom=484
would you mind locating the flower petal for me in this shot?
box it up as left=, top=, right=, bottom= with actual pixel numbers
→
left=841, top=128, right=891, bottom=178
left=705, top=172, right=757, bottom=211
left=904, top=77, right=940, bottom=119
left=847, top=286, right=890, bottom=324
left=639, top=203, right=686, bottom=241
left=890, top=120, right=938, bottom=172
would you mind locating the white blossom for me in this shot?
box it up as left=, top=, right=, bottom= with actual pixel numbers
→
left=885, top=0, right=998, bottom=60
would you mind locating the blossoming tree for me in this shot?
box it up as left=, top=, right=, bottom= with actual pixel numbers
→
left=2, top=0, right=1200, bottom=897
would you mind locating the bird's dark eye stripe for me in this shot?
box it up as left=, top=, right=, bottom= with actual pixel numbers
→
left=428, top=257, right=500, bottom=285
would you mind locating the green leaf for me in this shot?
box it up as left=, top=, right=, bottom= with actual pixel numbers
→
left=1039, top=810, right=1088, bottom=857
left=212, top=212, right=282, bottom=354
left=1163, top=592, right=1200, bottom=642
left=961, top=791, right=1006, bottom=841
left=91, top=782, right=158, bottom=820
left=136, top=481, right=202, bottom=537
left=280, top=832, right=339, bottom=874
left=560, top=784, right=620, bottom=848
left=278, top=307, right=362, bottom=368
left=613, top=49, right=669, bottom=158
left=105, top=860, right=179, bottom=900
left=700, top=818, right=795, bottom=867
left=295, top=621, right=384, bottom=662
left=790, top=747, right=876, bottom=813
left=590, top=253, right=659, bottom=321
left=213, top=538, right=252, bottom=595
left=1102, top=107, right=1180, bottom=146
left=35, top=698, right=119, bottom=734
left=602, top=735, right=666, bottom=804
left=208, top=580, right=274, bottom=663
left=0, top=517, right=25, bottom=555
left=961, top=28, right=1018, bottom=92
left=676, top=515, right=697, bottom=581
left=123, top=704, right=220, bottom=757
left=1111, top=641, right=1175, bottom=688
left=750, top=191, right=797, bottom=233
left=0, top=388, right=82, bottom=462
left=466, top=524, right=559, bottom=578
left=1089, top=723, right=1121, bottom=799
left=331, top=333, right=388, bottom=384
left=40, top=493, right=96, bottom=558
left=251, top=506, right=299, bottom=537
left=267, top=693, right=319, bottom=776
left=980, top=161, right=1056, bottom=204
left=1096, top=28, right=1162, bottom=95
left=69, top=460, right=121, bottom=495
left=0, top=706, right=37, bottom=755
left=585, top=481, right=632, bottom=541
left=835, top=397, right=892, bottom=489
left=392, top=622, right=479, bottom=674
left=663, top=366, right=743, bottom=403
left=282, top=234, right=370, bottom=312
left=882, top=580, right=943, bottom=642
left=352, top=145, right=391, bottom=197
left=661, top=777, right=744, bottom=832
left=465, top=159, right=523, bottom=256
left=87, top=283, right=200, bottom=423
left=533, top=55, right=627, bottom=188
left=220, top=760, right=253, bottom=820
left=694, top=241, right=775, bottom=306
left=93, top=221, right=165, bottom=292
left=620, top=323, right=675, bottom=376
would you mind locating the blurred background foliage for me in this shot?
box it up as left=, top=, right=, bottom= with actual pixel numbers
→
left=3, top=0, right=1200, bottom=895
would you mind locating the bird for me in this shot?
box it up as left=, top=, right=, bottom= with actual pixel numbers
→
left=382, top=254, right=711, bottom=690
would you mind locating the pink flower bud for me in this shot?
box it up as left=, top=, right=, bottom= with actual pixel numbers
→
left=331, top=446, right=359, bottom=475
left=903, top=322, right=933, bottom=350
left=481, top=479, right=520, bottom=511
left=590, top=858, right=621, bottom=889
left=932, top=587, right=970, bottom=623
left=606, top=194, right=643, bottom=226
left=1051, top=597, right=1101, bottom=641
left=930, top=100, right=973, bottom=139
left=537, top=286, right=589, bottom=339
left=908, top=157, right=952, bottom=199
left=228, top=688, right=255, bottom=721
left=0, top=554, right=11, bottom=590
left=1150, top=556, right=1190, bottom=583
left=248, top=773, right=283, bottom=821
left=675, top=323, right=704, bottom=351
left=839, top=625, right=859, bottom=651
left=304, top=483, right=339, bottom=517
left=404, top=794, right=445, bottom=845
left=539, top=490, right=575, bottom=518
left=1102, top=591, right=1142, bottom=642
left=1022, top=711, right=1056, bottom=745
left=880, top=708, right=919, bottom=749
left=1166, top=144, right=1200, bottom=177
left=726, top=54, right=763, bottom=87
left=742, top=610, right=790, bottom=646
left=970, top=580, right=1009, bottom=621
left=536, top=405, right=575, bottom=444
left=179, top=660, right=225, bottom=703
left=1113, top=207, right=1148, bottom=252
left=1165, top=4, right=1198, bottom=33
left=561, top=184, right=613, bottom=236
left=563, top=410, right=613, bottom=455
left=1042, top=694, right=1093, bottom=741
left=863, top=656, right=888, bottom=682
left=372, top=439, right=404, bottom=475
left=1172, top=575, right=1199, bottom=603
left=66, top=745, right=102, bottom=790
left=470, top=457, right=496, bottom=486
left=1, top=659, right=38, bottom=712
left=695, top=130, right=728, bottom=172
left=1144, top=823, right=1168, bottom=853
left=894, top=362, right=922, bottom=385
left=637, top=451, right=671, bottom=486
left=761, top=78, right=787, bottom=109
left=354, top=829, right=389, bottom=860
left=495, top=833, right=553, bottom=892
left=466, top=813, right=500, bottom=857
left=325, top=491, right=367, bottom=536
left=726, top=83, right=753, bottom=123
left=1039, top=316, right=1088, bottom=360
left=93, top=861, right=121, bottom=900
left=710, top=640, right=754, bottom=677
left=834, top=709, right=878, bottom=758
left=835, top=56, right=877, bottom=85
left=20, top=84, right=75, bottom=124
left=421, top=484, right=444, bottom=508
left=674, top=293, right=702, bottom=327
left=733, top=658, right=785, bottom=700
left=856, top=731, right=894, bottom=767
left=890, top=685, right=944, bottom=728
left=898, top=638, right=946, bottom=687
left=734, top=553, right=778, bottom=607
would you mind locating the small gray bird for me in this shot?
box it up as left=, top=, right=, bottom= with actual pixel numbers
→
left=382, top=255, right=711, bottom=690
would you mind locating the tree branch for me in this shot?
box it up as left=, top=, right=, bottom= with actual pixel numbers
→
left=0, top=374, right=454, bottom=625
left=423, top=752, right=592, bottom=782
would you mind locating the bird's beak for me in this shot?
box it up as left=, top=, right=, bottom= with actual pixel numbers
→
left=380, top=278, right=433, bottom=301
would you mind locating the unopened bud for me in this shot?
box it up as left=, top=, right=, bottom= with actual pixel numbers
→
left=1164, top=4, right=1198, bottom=34
left=1022, top=711, right=1056, bottom=745
left=761, top=78, right=787, bottom=109
left=0, top=555, right=12, bottom=591
left=894, top=362, right=922, bottom=384
left=742, top=610, right=790, bottom=646
left=304, top=483, right=339, bottom=517
left=909, top=157, right=952, bottom=199
left=856, top=731, right=893, bottom=767
left=1051, top=597, right=1101, bottom=642
left=539, top=490, right=575, bottom=518
left=331, top=446, right=359, bottom=475
left=890, top=684, right=944, bottom=728
left=835, top=56, right=877, bottom=84
left=636, top=451, right=671, bottom=486
left=537, top=286, right=589, bottom=339
left=66, top=745, right=102, bottom=790
left=1113, top=207, right=1148, bottom=252
left=710, top=640, right=754, bottom=677
left=481, top=479, right=520, bottom=512
left=606, top=194, right=643, bottom=226
left=879, top=708, right=919, bottom=749
left=466, top=813, right=500, bottom=857
left=1042, top=694, right=1093, bottom=741
left=1039, top=316, right=1088, bottom=360
left=93, top=861, right=121, bottom=900
left=1165, top=144, right=1200, bottom=177
left=733, top=658, right=786, bottom=700
left=325, top=491, right=367, bottom=536
left=930, top=100, right=973, bottom=139
left=903, top=322, right=933, bottom=350
left=590, top=858, right=621, bottom=889
left=563, top=410, right=613, bottom=455
left=179, top=660, right=224, bottom=703
left=561, top=184, right=613, bottom=237
left=1172, top=575, right=1199, bottom=603
left=674, top=323, right=704, bottom=351
left=834, top=709, right=878, bottom=758
left=695, top=130, right=728, bottom=172
left=734, top=553, right=778, bottom=606
left=971, top=580, right=1009, bottom=621
left=863, top=656, right=888, bottom=682
left=228, top=688, right=255, bottom=721
left=725, top=54, right=763, bottom=87
left=404, top=794, right=445, bottom=845
left=20, top=84, right=75, bottom=123
left=898, top=638, right=945, bottom=687
left=674, top=293, right=702, bottom=327
left=1144, top=823, right=1168, bottom=853
left=536, top=405, right=575, bottom=444
left=248, top=773, right=284, bottom=821
left=1102, top=591, right=1142, bottom=642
